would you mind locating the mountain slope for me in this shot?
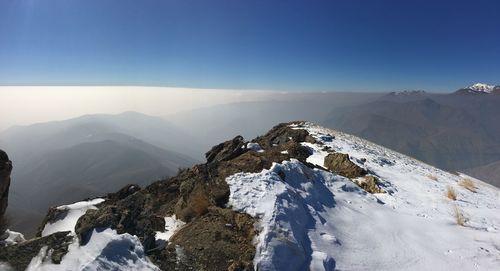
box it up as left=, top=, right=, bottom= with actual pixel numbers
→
left=8, top=136, right=197, bottom=237
left=1, top=122, right=498, bottom=271
left=464, top=161, right=500, bottom=188
left=323, top=97, right=500, bottom=186
left=0, top=113, right=199, bottom=237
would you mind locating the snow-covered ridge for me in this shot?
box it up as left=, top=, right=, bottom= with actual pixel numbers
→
left=227, top=122, right=500, bottom=271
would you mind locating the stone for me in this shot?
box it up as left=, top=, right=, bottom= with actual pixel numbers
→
left=324, top=152, right=367, bottom=178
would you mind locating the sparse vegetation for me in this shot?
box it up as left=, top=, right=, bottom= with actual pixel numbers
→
left=453, top=206, right=466, bottom=226
left=353, top=176, right=385, bottom=194
left=190, top=192, right=210, bottom=216
left=446, top=186, right=457, bottom=200
left=459, top=179, right=477, bottom=193
left=427, top=174, right=438, bottom=181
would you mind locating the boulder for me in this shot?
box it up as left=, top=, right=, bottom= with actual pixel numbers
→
left=324, top=152, right=367, bottom=178
left=205, top=136, right=247, bottom=163
left=254, top=122, right=316, bottom=149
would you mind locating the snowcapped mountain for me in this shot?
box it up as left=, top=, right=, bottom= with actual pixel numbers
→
left=455, top=83, right=500, bottom=94
left=1, top=122, right=499, bottom=271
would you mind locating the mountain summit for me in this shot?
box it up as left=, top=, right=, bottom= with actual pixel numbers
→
left=455, top=83, right=500, bottom=94
left=1, top=122, right=499, bottom=270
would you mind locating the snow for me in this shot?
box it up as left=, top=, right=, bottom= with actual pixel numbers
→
left=26, top=228, right=159, bottom=271
left=28, top=198, right=162, bottom=270
left=247, top=142, right=264, bottom=153
left=226, top=122, right=500, bottom=271
left=41, top=198, right=105, bottom=237
left=155, top=215, right=185, bottom=242
left=1, top=229, right=25, bottom=245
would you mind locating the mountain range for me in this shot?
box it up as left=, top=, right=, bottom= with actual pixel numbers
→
left=0, top=112, right=198, bottom=236
left=163, top=84, right=500, bottom=187
left=1, top=122, right=498, bottom=270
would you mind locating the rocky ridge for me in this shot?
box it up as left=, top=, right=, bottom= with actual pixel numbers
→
left=1, top=122, right=374, bottom=270
left=2, top=122, right=496, bottom=270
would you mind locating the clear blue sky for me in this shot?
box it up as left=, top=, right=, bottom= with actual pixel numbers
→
left=0, top=0, right=499, bottom=92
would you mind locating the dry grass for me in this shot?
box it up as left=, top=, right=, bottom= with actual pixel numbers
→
left=427, top=174, right=438, bottom=181
left=453, top=206, right=466, bottom=226
left=459, top=179, right=477, bottom=193
left=446, top=186, right=457, bottom=201
left=190, top=192, right=210, bottom=216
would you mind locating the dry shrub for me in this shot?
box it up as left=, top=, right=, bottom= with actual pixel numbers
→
left=427, top=175, right=438, bottom=181
left=453, top=206, right=466, bottom=226
left=446, top=186, right=457, bottom=201
left=353, top=176, right=385, bottom=194
left=190, top=192, right=210, bottom=216
left=459, top=179, right=477, bottom=193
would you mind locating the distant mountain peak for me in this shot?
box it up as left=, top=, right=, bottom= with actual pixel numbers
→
left=455, top=83, right=499, bottom=95
left=467, top=83, right=495, bottom=93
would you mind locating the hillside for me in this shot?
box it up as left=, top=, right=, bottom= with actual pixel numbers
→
left=0, top=112, right=198, bottom=236
left=323, top=95, right=500, bottom=187
left=464, top=161, right=500, bottom=188
left=1, top=122, right=498, bottom=270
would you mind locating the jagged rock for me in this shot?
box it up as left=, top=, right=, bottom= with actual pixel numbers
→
left=106, top=183, right=141, bottom=201
left=324, top=152, right=367, bottom=178
left=353, top=176, right=385, bottom=194
left=0, top=150, right=12, bottom=235
left=151, top=207, right=255, bottom=271
left=74, top=191, right=165, bottom=251
left=205, top=136, right=247, bottom=163
left=255, top=122, right=316, bottom=149
left=0, top=231, right=73, bottom=270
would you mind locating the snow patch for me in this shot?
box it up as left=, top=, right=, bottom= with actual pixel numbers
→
left=247, top=142, right=264, bottom=153
left=1, top=229, right=25, bottom=245
left=155, top=215, right=185, bottom=242
left=27, top=228, right=159, bottom=271
left=41, top=198, right=105, bottom=237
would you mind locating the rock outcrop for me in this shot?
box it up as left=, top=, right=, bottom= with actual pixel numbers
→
left=324, top=152, right=367, bottom=178
left=0, top=231, right=72, bottom=270
left=0, top=150, right=12, bottom=234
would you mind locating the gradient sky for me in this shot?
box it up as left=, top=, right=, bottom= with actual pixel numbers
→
left=0, top=0, right=499, bottom=92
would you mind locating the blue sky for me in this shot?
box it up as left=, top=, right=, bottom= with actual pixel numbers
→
left=0, top=0, right=499, bottom=92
